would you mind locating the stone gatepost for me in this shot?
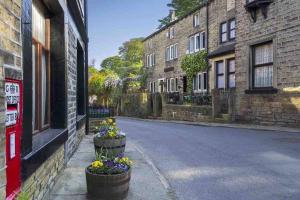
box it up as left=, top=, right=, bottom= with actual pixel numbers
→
left=211, top=89, right=221, bottom=118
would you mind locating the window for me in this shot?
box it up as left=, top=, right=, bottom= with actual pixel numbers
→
left=167, top=27, right=175, bottom=39
left=149, top=82, right=153, bottom=93
left=189, top=32, right=205, bottom=53
left=166, top=44, right=178, bottom=61
left=216, top=61, right=225, bottom=89
left=220, top=19, right=236, bottom=43
left=227, top=59, right=236, bottom=88
left=253, top=42, right=273, bottom=88
left=153, top=81, right=156, bottom=93
left=175, top=78, right=178, bottom=91
left=174, top=44, right=178, bottom=59
left=167, top=79, right=171, bottom=92
left=170, top=78, right=175, bottom=92
left=32, top=3, right=50, bottom=133
left=221, top=22, right=227, bottom=43
left=147, top=53, right=155, bottom=67
left=194, top=14, right=200, bottom=27
left=193, top=72, right=207, bottom=92
left=189, top=36, right=195, bottom=53
left=229, top=19, right=236, bottom=40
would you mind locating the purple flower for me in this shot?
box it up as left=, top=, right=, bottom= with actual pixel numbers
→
left=115, top=163, right=128, bottom=171
left=104, top=160, right=115, bottom=167
left=116, top=153, right=125, bottom=159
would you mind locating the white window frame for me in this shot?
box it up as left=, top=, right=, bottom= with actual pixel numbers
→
left=170, top=78, right=175, bottom=92
left=174, top=44, right=178, bottom=59
left=189, top=32, right=205, bottom=54
left=166, top=44, right=178, bottom=61
left=193, top=72, right=208, bottom=93
left=166, top=79, right=171, bottom=93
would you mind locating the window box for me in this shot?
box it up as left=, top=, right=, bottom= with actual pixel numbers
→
left=245, top=0, right=273, bottom=22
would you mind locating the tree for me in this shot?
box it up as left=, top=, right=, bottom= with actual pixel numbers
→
left=158, top=0, right=203, bottom=28
left=100, top=56, right=126, bottom=78
left=119, top=38, right=144, bottom=65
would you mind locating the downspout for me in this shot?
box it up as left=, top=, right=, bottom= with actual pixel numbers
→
left=84, top=0, right=89, bottom=134
left=205, top=0, right=210, bottom=94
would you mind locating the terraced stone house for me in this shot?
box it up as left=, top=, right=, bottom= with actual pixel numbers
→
left=0, top=0, right=88, bottom=199
left=144, top=5, right=208, bottom=95
left=144, top=0, right=300, bottom=127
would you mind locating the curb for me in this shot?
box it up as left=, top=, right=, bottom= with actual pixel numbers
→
left=117, top=116, right=300, bottom=133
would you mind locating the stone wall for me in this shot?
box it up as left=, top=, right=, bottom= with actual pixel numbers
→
left=235, top=0, right=300, bottom=127
left=162, top=104, right=212, bottom=122
left=144, top=5, right=207, bottom=92
left=0, top=0, right=22, bottom=198
left=120, top=93, right=153, bottom=118
left=22, top=145, right=65, bottom=200
left=66, top=23, right=79, bottom=160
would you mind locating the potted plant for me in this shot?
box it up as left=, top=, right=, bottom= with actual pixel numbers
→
left=86, top=155, right=133, bottom=199
left=91, top=117, right=116, bottom=134
left=94, top=118, right=126, bottom=158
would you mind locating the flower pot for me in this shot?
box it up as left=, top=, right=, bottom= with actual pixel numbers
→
left=85, top=167, right=131, bottom=200
left=94, top=136, right=126, bottom=158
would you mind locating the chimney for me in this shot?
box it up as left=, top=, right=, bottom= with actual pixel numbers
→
left=170, top=10, right=177, bottom=22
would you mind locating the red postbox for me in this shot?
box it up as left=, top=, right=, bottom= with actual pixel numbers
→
left=5, top=79, right=22, bottom=200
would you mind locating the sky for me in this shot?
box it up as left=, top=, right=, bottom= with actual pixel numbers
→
left=88, top=0, right=170, bottom=69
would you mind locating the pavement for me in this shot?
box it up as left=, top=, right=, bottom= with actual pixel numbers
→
left=46, top=118, right=300, bottom=200
left=45, top=135, right=173, bottom=200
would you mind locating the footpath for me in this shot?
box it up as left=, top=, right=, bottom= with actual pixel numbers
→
left=43, top=135, right=174, bottom=200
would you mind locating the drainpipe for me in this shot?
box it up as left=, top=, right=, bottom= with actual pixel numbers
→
left=205, top=0, right=210, bottom=94
left=84, top=0, right=89, bottom=134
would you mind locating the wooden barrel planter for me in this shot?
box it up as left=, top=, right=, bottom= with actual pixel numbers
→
left=94, top=136, right=126, bottom=158
left=86, top=167, right=131, bottom=200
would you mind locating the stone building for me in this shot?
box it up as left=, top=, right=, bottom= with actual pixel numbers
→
left=144, top=0, right=300, bottom=127
left=0, top=0, right=22, bottom=198
left=207, top=0, right=237, bottom=118
left=144, top=5, right=208, bottom=95
left=234, top=0, right=300, bottom=127
left=0, top=0, right=88, bottom=199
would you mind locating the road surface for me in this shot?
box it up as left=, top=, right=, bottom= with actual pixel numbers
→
left=118, top=117, right=300, bottom=200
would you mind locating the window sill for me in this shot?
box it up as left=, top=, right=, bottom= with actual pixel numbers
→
left=22, top=128, right=68, bottom=181
left=245, top=88, right=278, bottom=94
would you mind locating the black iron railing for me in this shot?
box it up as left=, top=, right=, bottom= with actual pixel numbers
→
left=165, top=92, right=212, bottom=106
left=89, top=106, right=114, bottom=119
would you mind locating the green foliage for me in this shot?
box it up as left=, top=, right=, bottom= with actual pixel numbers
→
left=89, top=38, right=145, bottom=107
left=158, top=0, right=204, bottom=28
left=101, top=56, right=127, bottom=78
left=119, top=38, right=144, bottom=65
left=17, top=192, right=30, bottom=200
left=181, top=50, right=208, bottom=93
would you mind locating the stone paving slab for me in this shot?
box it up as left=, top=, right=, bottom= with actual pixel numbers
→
left=44, top=135, right=172, bottom=200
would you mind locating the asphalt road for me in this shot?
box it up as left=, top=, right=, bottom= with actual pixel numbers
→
left=117, top=117, right=300, bottom=200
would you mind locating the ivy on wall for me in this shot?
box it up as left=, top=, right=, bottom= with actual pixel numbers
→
left=181, top=50, right=208, bottom=93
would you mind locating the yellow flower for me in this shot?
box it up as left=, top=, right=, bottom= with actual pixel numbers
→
left=92, top=161, right=103, bottom=168
left=108, top=131, right=116, bottom=138
left=107, top=118, right=113, bottom=124
left=113, top=122, right=116, bottom=126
